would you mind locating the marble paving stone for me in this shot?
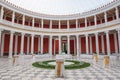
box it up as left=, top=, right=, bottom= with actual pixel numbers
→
left=0, top=56, right=120, bottom=80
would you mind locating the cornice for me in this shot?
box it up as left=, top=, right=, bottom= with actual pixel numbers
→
left=0, top=0, right=119, bottom=20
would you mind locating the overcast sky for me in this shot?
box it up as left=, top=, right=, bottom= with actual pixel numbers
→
left=6, top=0, right=114, bottom=15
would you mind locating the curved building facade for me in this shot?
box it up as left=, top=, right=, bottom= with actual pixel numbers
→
left=0, top=0, right=120, bottom=58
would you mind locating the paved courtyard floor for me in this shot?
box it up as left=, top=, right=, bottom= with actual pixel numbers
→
left=0, top=55, right=120, bottom=80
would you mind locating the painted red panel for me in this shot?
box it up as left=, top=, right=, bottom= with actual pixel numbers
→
left=6, top=17, right=12, bottom=21
left=4, top=34, right=10, bottom=53
left=13, top=35, right=15, bottom=53
left=17, top=36, right=21, bottom=54
left=104, top=35, right=107, bottom=53
left=92, top=36, right=96, bottom=53
left=70, top=24, right=76, bottom=28
left=34, top=37, right=38, bottom=53
left=43, top=38, right=49, bottom=53
left=81, top=37, right=86, bottom=53
left=61, top=25, right=67, bottom=29
left=52, top=25, right=58, bottom=29
left=55, top=40, right=59, bottom=54
left=107, top=17, right=113, bottom=22
left=44, top=24, right=49, bottom=28
left=24, top=36, right=27, bottom=54
left=99, top=36, right=102, bottom=53
left=70, top=40, right=74, bottom=54
left=109, top=34, right=115, bottom=53
left=80, top=23, right=85, bottom=27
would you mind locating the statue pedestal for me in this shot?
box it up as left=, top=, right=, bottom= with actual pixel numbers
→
left=93, top=54, right=98, bottom=62
left=103, top=55, right=109, bottom=68
left=55, top=55, right=65, bottom=77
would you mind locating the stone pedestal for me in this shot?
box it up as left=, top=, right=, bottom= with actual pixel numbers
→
left=93, top=54, right=98, bottom=62
left=103, top=55, right=109, bottom=67
left=55, top=55, right=65, bottom=77
left=13, top=55, right=19, bottom=65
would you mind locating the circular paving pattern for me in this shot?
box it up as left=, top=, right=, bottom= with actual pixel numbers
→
left=32, top=60, right=90, bottom=70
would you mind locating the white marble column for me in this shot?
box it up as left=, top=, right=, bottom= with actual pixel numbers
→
left=41, top=35, right=43, bottom=54
left=76, top=19, right=78, bottom=28
left=117, top=30, right=120, bottom=54
left=32, top=18, right=34, bottom=27
left=0, top=30, right=2, bottom=56
left=0, top=6, right=4, bottom=20
left=41, top=19, right=43, bottom=28
left=116, top=7, right=119, bottom=20
left=104, top=12, right=107, bottom=23
left=95, top=33, right=99, bottom=55
left=67, top=35, right=70, bottom=54
left=59, top=20, right=61, bottom=29
left=85, top=17, right=87, bottom=27
left=106, top=31, right=110, bottom=56
left=9, top=31, right=14, bottom=58
left=12, top=11, right=15, bottom=24
left=114, top=33, right=118, bottom=54
left=79, top=22, right=81, bottom=28
left=101, top=35, right=105, bottom=54
left=67, top=20, right=69, bottom=29
left=1, top=33, right=4, bottom=57
left=31, top=34, right=34, bottom=54
left=94, top=15, right=97, bottom=26
left=49, top=35, right=52, bottom=57
left=14, top=35, right=18, bottom=55
left=54, top=39, right=56, bottom=55
left=76, top=35, right=79, bottom=57
left=85, top=34, right=89, bottom=54
left=20, top=33, right=25, bottom=54
left=89, top=21, right=91, bottom=26
left=90, top=36, right=92, bottom=54
left=38, top=36, right=41, bottom=53
left=50, top=20, right=52, bottom=29
left=22, top=15, right=25, bottom=26
left=27, top=36, right=30, bottom=54
left=59, top=36, right=61, bottom=54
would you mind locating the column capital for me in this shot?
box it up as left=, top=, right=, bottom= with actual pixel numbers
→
left=10, top=31, right=15, bottom=34
left=49, top=35, right=53, bottom=37
left=76, top=34, right=79, bottom=37
left=84, top=34, right=88, bottom=36
left=67, top=35, right=70, bottom=38
left=0, top=29, right=3, bottom=32
left=104, top=11, right=107, bottom=15
left=40, top=34, right=43, bottom=37
left=105, top=31, right=109, bottom=34
left=21, top=33, right=25, bottom=35
left=31, top=34, right=35, bottom=36
left=116, top=28, right=120, bottom=32
left=95, top=32, right=98, bottom=35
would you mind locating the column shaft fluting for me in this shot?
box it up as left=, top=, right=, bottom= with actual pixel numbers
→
left=67, top=35, right=70, bottom=54
left=9, top=32, right=14, bottom=58
left=85, top=34, right=89, bottom=54
left=14, top=35, right=18, bottom=55
left=31, top=34, right=34, bottom=54
left=106, top=31, right=110, bottom=56
left=41, top=35, right=43, bottom=54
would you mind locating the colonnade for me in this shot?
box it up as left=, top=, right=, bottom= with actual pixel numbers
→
left=0, top=29, right=120, bottom=58
left=0, top=5, right=119, bottom=29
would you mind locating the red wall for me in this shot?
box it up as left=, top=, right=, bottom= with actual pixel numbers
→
left=43, top=38, right=49, bottom=53
left=3, top=33, right=117, bottom=55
